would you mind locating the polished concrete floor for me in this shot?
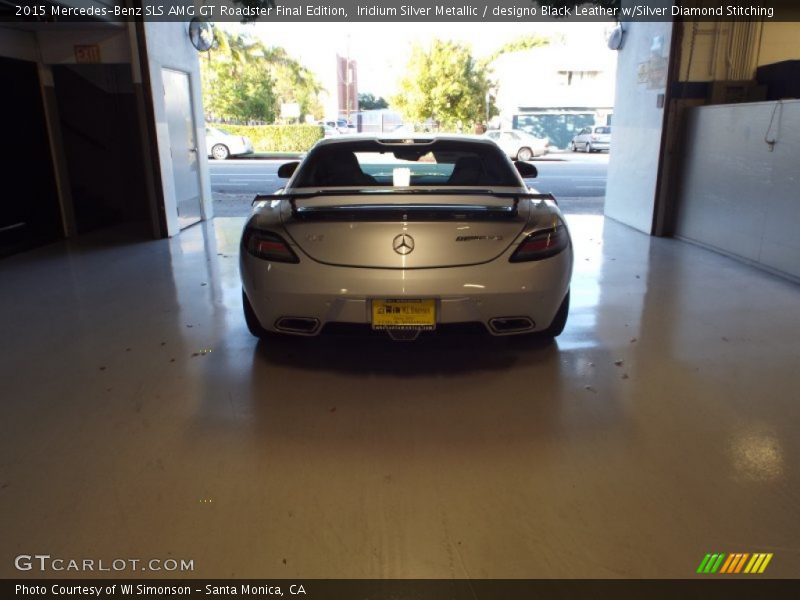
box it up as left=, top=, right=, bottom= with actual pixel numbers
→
left=1, top=215, right=799, bottom=578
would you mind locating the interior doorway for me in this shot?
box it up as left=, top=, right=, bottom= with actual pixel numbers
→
left=162, top=68, right=203, bottom=229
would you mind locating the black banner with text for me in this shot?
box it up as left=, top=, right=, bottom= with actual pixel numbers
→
left=5, top=579, right=800, bottom=600
left=3, top=0, right=800, bottom=23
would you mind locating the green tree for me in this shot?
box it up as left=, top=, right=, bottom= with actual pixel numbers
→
left=482, top=34, right=551, bottom=66
left=224, top=66, right=277, bottom=123
left=200, top=29, right=323, bottom=123
left=261, top=46, right=324, bottom=121
left=392, top=40, right=496, bottom=131
left=358, top=93, right=389, bottom=110
left=201, top=30, right=276, bottom=122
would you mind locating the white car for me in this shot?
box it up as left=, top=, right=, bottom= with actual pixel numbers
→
left=322, top=119, right=356, bottom=134
left=485, top=130, right=549, bottom=161
left=570, top=126, right=611, bottom=153
left=320, top=123, right=340, bottom=138
left=206, top=126, right=253, bottom=160
left=240, top=136, right=573, bottom=342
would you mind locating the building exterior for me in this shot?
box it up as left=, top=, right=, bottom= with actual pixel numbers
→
left=336, top=54, right=358, bottom=122
left=491, top=38, right=617, bottom=148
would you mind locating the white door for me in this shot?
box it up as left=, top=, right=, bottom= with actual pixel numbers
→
left=162, top=68, right=202, bottom=229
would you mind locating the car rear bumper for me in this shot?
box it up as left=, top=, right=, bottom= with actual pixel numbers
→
left=231, top=141, right=254, bottom=156
left=241, top=249, right=572, bottom=336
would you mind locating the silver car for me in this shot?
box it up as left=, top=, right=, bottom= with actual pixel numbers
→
left=485, top=130, right=549, bottom=161
left=570, top=126, right=611, bottom=153
left=240, top=136, right=573, bottom=341
left=206, top=126, right=254, bottom=160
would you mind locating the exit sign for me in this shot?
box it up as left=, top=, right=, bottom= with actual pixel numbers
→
left=74, top=45, right=101, bottom=64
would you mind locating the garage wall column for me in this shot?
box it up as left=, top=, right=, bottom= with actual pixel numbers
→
left=604, top=6, right=675, bottom=234
left=129, top=22, right=167, bottom=239
left=141, top=21, right=213, bottom=237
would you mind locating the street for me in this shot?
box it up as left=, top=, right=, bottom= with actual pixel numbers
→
left=209, top=151, right=608, bottom=216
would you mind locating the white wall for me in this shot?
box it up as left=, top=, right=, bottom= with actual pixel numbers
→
left=604, top=12, right=673, bottom=234
left=143, top=21, right=213, bottom=236
left=674, top=100, right=800, bottom=281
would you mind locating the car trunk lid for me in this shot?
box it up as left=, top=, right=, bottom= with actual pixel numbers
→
left=280, top=192, right=529, bottom=268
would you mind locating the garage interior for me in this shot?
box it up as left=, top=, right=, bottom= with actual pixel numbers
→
left=0, top=23, right=162, bottom=256
left=2, top=13, right=800, bottom=579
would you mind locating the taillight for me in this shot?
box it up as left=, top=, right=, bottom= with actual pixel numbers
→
left=591, top=135, right=598, bottom=141
left=243, top=228, right=299, bottom=263
left=510, top=224, right=569, bottom=262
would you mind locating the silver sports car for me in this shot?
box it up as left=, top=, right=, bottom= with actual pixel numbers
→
left=240, top=135, right=573, bottom=341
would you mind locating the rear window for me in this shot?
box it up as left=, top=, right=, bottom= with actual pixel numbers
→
left=594, top=127, right=611, bottom=134
left=292, top=140, right=521, bottom=188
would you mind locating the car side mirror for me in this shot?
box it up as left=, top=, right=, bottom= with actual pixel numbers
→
left=277, top=161, right=299, bottom=179
left=514, top=161, right=537, bottom=179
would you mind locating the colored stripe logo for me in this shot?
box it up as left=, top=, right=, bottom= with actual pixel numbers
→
left=697, top=552, right=773, bottom=574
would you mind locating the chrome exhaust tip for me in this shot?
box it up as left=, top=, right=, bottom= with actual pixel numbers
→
left=489, top=317, right=535, bottom=334
left=274, top=317, right=320, bottom=335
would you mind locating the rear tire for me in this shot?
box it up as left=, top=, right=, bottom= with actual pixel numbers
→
left=517, top=147, right=533, bottom=161
left=243, top=289, right=270, bottom=339
left=585, top=142, right=593, bottom=153
left=541, top=291, right=569, bottom=338
left=212, top=144, right=230, bottom=160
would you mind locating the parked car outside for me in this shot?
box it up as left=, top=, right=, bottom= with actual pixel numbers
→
left=321, top=119, right=356, bottom=134
left=206, top=126, right=253, bottom=160
left=320, top=123, right=339, bottom=138
left=570, top=126, right=611, bottom=153
left=485, top=130, right=549, bottom=161
left=335, top=118, right=357, bottom=134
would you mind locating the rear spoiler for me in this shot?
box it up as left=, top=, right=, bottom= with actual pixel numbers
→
left=251, top=190, right=558, bottom=219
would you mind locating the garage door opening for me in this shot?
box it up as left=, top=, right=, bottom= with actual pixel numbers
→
left=202, top=22, right=616, bottom=218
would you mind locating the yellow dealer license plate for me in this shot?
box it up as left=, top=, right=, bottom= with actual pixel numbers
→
left=372, top=299, right=436, bottom=330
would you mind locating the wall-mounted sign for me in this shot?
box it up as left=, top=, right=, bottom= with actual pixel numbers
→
left=281, top=103, right=301, bottom=119
left=74, top=45, right=101, bottom=64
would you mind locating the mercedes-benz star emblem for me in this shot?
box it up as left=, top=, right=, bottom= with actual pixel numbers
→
left=392, top=234, right=415, bottom=255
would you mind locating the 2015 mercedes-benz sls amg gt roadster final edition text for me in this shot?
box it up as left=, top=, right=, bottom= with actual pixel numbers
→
left=240, top=136, right=573, bottom=341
